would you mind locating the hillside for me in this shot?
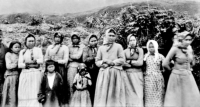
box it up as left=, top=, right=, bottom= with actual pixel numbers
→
left=0, top=0, right=199, bottom=24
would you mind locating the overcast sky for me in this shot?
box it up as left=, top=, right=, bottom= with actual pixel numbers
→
left=0, top=0, right=199, bottom=15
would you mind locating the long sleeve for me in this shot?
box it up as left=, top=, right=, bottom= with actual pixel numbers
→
left=112, top=45, right=125, bottom=66
left=131, top=48, right=144, bottom=67
left=18, top=50, right=26, bottom=69
left=36, top=48, right=43, bottom=64
left=57, top=46, right=69, bottom=64
left=82, top=47, right=94, bottom=63
left=70, top=45, right=85, bottom=60
left=162, top=46, right=177, bottom=71
left=57, top=73, right=63, bottom=103
left=5, top=53, right=17, bottom=69
left=44, top=45, right=51, bottom=62
left=38, top=75, right=46, bottom=103
left=95, top=46, right=103, bottom=67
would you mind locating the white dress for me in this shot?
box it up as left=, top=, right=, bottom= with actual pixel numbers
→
left=18, top=47, right=43, bottom=107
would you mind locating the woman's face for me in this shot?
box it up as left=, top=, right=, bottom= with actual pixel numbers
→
left=12, top=43, right=21, bottom=53
left=26, top=37, right=35, bottom=49
left=47, top=64, right=55, bottom=73
left=182, top=35, right=193, bottom=47
left=129, top=36, right=137, bottom=47
left=72, top=36, right=79, bottom=45
left=149, top=42, right=155, bottom=54
left=89, top=37, right=97, bottom=47
left=54, top=37, right=61, bottom=44
left=106, top=33, right=116, bottom=43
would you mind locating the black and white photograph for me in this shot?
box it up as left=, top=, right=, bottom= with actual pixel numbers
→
left=0, top=0, right=200, bottom=107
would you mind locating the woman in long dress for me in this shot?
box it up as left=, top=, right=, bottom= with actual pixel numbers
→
left=82, top=34, right=99, bottom=104
left=2, top=41, right=21, bottom=107
left=123, top=34, right=144, bottom=107
left=45, top=33, right=69, bottom=104
left=94, top=28, right=126, bottom=107
left=67, top=33, right=85, bottom=103
left=18, top=33, right=43, bottom=107
left=143, top=40, right=165, bottom=107
left=163, top=31, right=200, bottom=107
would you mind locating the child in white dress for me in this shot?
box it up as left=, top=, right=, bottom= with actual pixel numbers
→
left=70, top=63, right=92, bottom=107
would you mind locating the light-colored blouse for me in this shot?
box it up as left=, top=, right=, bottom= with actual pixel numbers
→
left=45, top=44, right=69, bottom=64
left=18, top=47, right=43, bottom=69
left=5, top=52, right=19, bottom=76
left=73, top=73, right=92, bottom=90
left=95, top=43, right=125, bottom=70
left=68, top=44, right=85, bottom=67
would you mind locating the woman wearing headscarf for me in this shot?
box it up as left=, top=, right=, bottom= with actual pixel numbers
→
left=67, top=32, right=85, bottom=104
left=18, top=33, right=43, bottom=107
left=45, top=32, right=69, bottom=105
left=163, top=31, right=200, bottom=107
left=82, top=34, right=99, bottom=104
left=123, top=34, right=144, bottom=107
left=143, top=40, right=165, bottom=107
left=94, top=28, right=126, bottom=107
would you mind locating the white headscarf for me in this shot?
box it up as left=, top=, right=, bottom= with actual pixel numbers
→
left=103, top=28, right=116, bottom=45
left=144, top=40, right=159, bottom=62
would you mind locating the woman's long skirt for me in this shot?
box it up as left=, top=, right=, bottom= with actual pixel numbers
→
left=18, top=69, right=42, bottom=107
left=70, top=90, right=92, bottom=107
left=67, top=66, right=78, bottom=103
left=57, top=64, right=68, bottom=104
left=164, top=69, right=200, bottom=107
left=94, top=67, right=126, bottom=107
left=124, top=68, right=144, bottom=107
left=2, top=74, right=19, bottom=107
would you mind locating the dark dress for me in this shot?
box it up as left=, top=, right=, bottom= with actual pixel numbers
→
left=38, top=72, right=63, bottom=107
left=82, top=45, right=99, bottom=104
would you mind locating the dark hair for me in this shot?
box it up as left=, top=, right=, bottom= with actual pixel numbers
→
left=8, top=41, right=21, bottom=53
left=54, top=32, right=64, bottom=44
left=24, top=33, right=36, bottom=47
left=44, top=60, right=58, bottom=73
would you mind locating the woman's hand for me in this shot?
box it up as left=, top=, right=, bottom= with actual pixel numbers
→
left=104, top=59, right=115, bottom=66
left=123, top=63, right=131, bottom=68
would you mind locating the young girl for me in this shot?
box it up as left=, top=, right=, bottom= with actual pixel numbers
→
left=144, top=40, right=165, bottom=107
left=2, top=41, right=21, bottom=107
left=38, top=60, right=63, bottom=107
left=70, top=63, right=92, bottom=107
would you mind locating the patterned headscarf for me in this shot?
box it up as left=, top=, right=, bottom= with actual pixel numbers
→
left=127, top=34, right=138, bottom=56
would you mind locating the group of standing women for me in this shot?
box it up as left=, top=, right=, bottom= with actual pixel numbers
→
left=0, top=27, right=200, bottom=107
